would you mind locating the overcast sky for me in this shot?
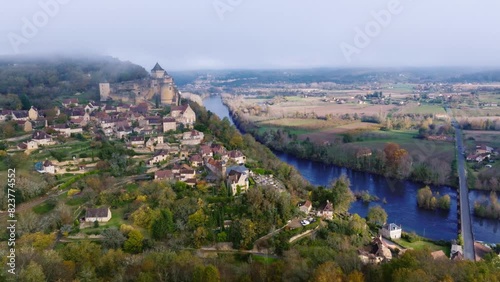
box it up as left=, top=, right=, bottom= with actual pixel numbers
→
left=1, top=0, right=499, bottom=70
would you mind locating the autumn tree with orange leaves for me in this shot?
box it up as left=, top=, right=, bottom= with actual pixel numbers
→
left=384, top=143, right=412, bottom=179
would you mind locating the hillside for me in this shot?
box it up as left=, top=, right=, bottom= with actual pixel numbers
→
left=0, top=55, right=148, bottom=109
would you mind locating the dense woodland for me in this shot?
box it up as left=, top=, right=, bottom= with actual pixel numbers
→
left=0, top=55, right=148, bottom=109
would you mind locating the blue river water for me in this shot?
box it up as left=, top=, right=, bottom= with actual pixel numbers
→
left=203, top=95, right=500, bottom=243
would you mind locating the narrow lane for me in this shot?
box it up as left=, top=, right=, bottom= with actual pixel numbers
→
left=447, top=107, right=475, bottom=260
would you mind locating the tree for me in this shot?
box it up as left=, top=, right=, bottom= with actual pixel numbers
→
left=131, top=206, right=160, bottom=229
left=348, top=214, right=367, bottom=236
left=384, top=143, right=411, bottom=178
left=330, top=175, right=355, bottom=213
left=39, top=250, right=69, bottom=282
left=18, top=232, right=56, bottom=251
left=60, top=241, right=101, bottom=269
left=150, top=209, right=174, bottom=240
left=230, top=219, right=257, bottom=249
left=346, top=270, right=364, bottom=282
left=102, top=228, right=126, bottom=249
left=96, top=249, right=127, bottom=279
left=19, top=93, right=32, bottom=110
left=193, top=227, right=208, bottom=248
left=310, top=261, right=343, bottom=282
left=124, top=229, right=144, bottom=253
left=203, top=265, right=221, bottom=282
left=367, top=205, right=388, bottom=226
left=19, top=261, right=46, bottom=282
left=438, top=194, right=451, bottom=210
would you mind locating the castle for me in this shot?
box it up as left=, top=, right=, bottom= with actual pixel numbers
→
left=99, top=63, right=179, bottom=106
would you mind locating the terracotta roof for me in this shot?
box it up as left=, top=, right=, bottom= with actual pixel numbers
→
left=300, top=200, right=312, bottom=209
left=228, top=150, right=244, bottom=158
left=171, top=105, right=188, bottom=113
left=155, top=170, right=174, bottom=179
left=190, top=154, right=203, bottom=162
left=180, top=169, right=195, bottom=175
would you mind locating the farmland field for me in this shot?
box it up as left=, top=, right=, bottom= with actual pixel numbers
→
left=400, top=104, right=447, bottom=115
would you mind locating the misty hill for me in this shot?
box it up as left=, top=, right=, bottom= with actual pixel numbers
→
left=0, top=55, right=148, bottom=109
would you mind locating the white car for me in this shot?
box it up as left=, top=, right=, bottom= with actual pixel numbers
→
left=301, top=220, right=310, bottom=226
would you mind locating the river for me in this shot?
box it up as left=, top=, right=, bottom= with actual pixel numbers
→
left=203, top=95, right=500, bottom=243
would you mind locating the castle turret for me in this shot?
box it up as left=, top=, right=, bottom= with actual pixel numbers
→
left=160, top=84, right=178, bottom=105
left=151, top=63, right=166, bottom=79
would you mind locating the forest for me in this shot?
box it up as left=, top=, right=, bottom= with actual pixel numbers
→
left=0, top=55, right=148, bottom=109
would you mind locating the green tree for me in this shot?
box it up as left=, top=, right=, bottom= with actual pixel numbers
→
left=438, top=194, right=451, bottom=210
left=151, top=209, right=174, bottom=240
left=330, top=175, right=355, bottom=213
left=203, top=265, right=221, bottom=282
left=19, top=261, right=46, bottom=282
left=131, top=206, right=160, bottom=229
left=124, top=229, right=144, bottom=253
left=60, top=241, right=101, bottom=270
left=230, top=219, right=257, bottom=249
left=310, top=261, right=343, bottom=282
left=20, top=93, right=32, bottom=110
left=367, top=205, right=388, bottom=226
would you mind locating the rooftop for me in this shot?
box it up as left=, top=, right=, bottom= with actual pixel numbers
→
left=85, top=207, right=109, bottom=218
left=152, top=62, right=164, bottom=71
left=383, top=223, right=401, bottom=231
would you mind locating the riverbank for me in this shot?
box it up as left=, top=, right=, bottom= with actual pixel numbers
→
left=224, top=97, right=457, bottom=188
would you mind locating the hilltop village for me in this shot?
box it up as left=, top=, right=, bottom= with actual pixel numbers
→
left=0, top=64, right=259, bottom=197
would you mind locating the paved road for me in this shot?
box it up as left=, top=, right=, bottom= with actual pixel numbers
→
left=448, top=108, right=475, bottom=260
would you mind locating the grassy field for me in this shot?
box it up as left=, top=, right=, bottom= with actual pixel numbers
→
left=395, top=238, right=451, bottom=256
left=464, top=130, right=500, bottom=149
left=251, top=255, right=279, bottom=264
left=32, top=202, right=56, bottom=214
left=253, top=116, right=456, bottom=164
left=360, top=131, right=455, bottom=162
left=400, top=104, right=447, bottom=115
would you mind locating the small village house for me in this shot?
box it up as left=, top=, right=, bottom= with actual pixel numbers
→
left=317, top=200, right=334, bottom=220
left=380, top=223, right=402, bottom=239
left=85, top=207, right=112, bottom=223
left=298, top=200, right=312, bottom=214
left=226, top=166, right=249, bottom=195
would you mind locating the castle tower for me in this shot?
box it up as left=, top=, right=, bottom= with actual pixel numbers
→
left=160, top=84, right=178, bottom=105
left=99, top=83, right=110, bottom=102
left=151, top=63, right=166, bottom=79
